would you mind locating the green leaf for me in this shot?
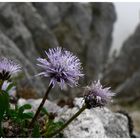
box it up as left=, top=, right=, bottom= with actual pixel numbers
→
left=32, top=123, right=41, bottom=138
left=21, top=112, right=34, bottom=119
left=41, top=107, right=49, bottom=116
left=8, top=110, right=17, bottom=121
left=0, top=91, right=10, bottom=137
left=5, top=83, right=15, bottom=92
left=45, top=120, right=64, bottom=136
left=18, top=104, right=32, bottom=114
left=0, top=91, right=10, bottom=121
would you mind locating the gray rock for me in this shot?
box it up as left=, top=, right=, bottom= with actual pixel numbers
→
left=33, top=3, right=116, bottom=80
left=59, top=108, right=130, bottom=138
left=102, top=24, right=140, bottom=103
left=0, top=3, right=39, bottom=63
left=18, top=97, right=130, bottom=138
left=0, top=29, right=45, bottom=96
left=115, top=70, right=140, bottom=100
left=18, top=98, right=62, bottom=113
left=58, top=107, right=107, bottom=138
left=95, top=107, right=129, bottom=137
left=57, top=98, right=130, bottom=138
left=14, top=3, right=59, bottom=54
left=0, top=2, right=116, bottom=99
left=34, top=3, right=116, bottom=99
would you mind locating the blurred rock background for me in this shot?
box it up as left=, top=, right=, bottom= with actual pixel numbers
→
left=0, top=2, right=140, bottom=135
left=0, top=2, right=116, bottom=99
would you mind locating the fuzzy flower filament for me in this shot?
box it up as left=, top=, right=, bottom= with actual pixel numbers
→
left=0, top=57, right=21, bottom=81
left=84, top=80, right=115, bottom=109
left=37, top=47, right=83, bottom=89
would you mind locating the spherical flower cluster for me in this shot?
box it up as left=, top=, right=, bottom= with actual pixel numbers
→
left=84, top=80, right=115, bottom=109
left=37, top=47, right=83, bottom=89
left=0, top=57, right=21, bottom=81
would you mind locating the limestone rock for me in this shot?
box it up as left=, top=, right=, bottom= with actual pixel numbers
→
left=58, top=98, right=130, bottom=138
left=34, top=2, right=116, bottom=100
left=34, top=3, right=116, bottom=82
left=0, top=2, right=116, bottom=99
left=18, top=98, right=62, bottom=113
left=102, top=24, right=140, bottom=103
left=18, top=97, right=130, bottom=138
left=59, top=107, right=107, bottom=138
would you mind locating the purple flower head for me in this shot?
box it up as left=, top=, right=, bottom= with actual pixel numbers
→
left=84, top=80, right=115, bottom=109
left=37, top=47, right=84, bottom=89
left=2, top=81, right=16, bottom=96
left=0, top=57, right=21, bottom=81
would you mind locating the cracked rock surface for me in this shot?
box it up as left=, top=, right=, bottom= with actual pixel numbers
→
left=18, top=97, right=130, bottom=138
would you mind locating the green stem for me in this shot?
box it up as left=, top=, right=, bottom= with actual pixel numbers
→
left=0, top=80, right=6, bottom=138
left=29, top=83, right=53, bottom=128
left=0, top=80, right=4, bottom=91
left=0, top=121, right=4, bottom=137
left=47, top=104, right=87, bottom=138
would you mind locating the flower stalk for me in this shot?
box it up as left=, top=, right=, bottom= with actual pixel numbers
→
left=0, top=80, right=4, bottom=90
left=29, top=83, right=53, bottom=128
left=46, top=104, right=87, bottom=138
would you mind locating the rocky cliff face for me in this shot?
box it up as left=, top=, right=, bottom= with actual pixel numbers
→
left=0, top=2, right=116, bottom=100
left=33, top=2, right=116, bottom=82
left=102, top=24, right=140, bottom=104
